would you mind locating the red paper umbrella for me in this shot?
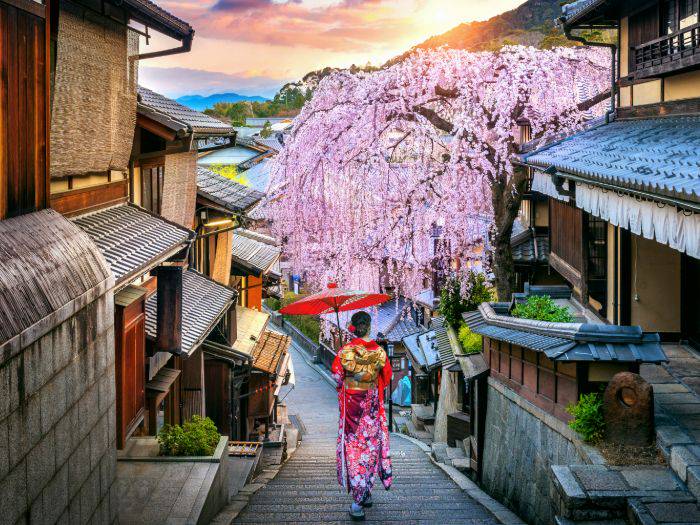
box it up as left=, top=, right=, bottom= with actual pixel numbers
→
left=279, top=283, right=390, bottom=346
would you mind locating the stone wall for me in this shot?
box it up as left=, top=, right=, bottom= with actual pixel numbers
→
left=0, top=291, right=117, bottom=523
left=433, top=366, right=460, bottom=443
left=481, top=378, right=593, bottom=525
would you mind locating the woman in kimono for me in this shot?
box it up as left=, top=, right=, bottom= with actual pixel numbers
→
left=332, top=311, right=393, bottom=521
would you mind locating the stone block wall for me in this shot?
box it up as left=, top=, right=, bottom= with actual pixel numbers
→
left=481, top=378, right=591, bottom=524
left=0, top=293, right=117, bottom=524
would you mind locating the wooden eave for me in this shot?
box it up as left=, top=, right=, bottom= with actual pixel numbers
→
left=136, top=113, right=178, bottom=142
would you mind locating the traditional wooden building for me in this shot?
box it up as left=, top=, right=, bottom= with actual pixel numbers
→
left=0, top=0, right=200, bottom=519
left=230, top=229, right=283, bottom=310
left=132, top=87, right=237, bottom=228
left=194, top=166, right=264, bottom=285
left=521, top=0, right=700, bottom=347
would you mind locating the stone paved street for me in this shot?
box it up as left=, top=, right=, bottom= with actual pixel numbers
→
left=232, top=342, right=503, bottom=524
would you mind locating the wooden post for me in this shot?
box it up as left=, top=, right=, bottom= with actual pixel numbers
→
left=156, top=265, right=183, bottom=354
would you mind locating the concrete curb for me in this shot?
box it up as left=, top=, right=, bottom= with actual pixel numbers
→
left=392, top=433, right=525, bottom=525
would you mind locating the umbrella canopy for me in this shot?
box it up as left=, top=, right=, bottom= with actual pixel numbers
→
left=279, top=283, right=390, bottom=316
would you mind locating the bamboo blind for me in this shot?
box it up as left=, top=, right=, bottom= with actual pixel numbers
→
left=162, top=151, right=197, bottom=228
left=50, top=6, right=137, bottom=178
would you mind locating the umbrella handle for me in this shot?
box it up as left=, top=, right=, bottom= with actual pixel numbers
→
left=335, top=308, right=343, bottom=350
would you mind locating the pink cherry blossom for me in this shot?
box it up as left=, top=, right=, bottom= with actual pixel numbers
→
left=267, top=46, right=610, bottom=297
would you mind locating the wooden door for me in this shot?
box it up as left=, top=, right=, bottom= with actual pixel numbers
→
left=115, top=292, right=146, bottom=449
left=0, top=0, right=50, bottom=219
left=204, top=359, right=231, bottom=437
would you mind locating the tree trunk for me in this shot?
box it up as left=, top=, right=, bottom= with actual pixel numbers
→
left=490, top=166, right=529, bottom=301
left=492, top=228, right=516, bottom=301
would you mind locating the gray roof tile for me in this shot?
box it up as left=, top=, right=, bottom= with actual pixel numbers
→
left=402, top=329, right=441, bottom=372
left=138, top=87, right=235, bottom=136
left=145, top=269, right=236, bottom=357
left=433, top=317, right=456, bottom=368
left=463, top=305, right=667, bottom=363
left=524, top=116, right=700, bottom=204
left=562, top=0, right=605, bottom=22
left=197, top=167, right=264, bottom=213
left=231, top=229, right=280, bottom=274
left=72, top=204, right=193, bottom=284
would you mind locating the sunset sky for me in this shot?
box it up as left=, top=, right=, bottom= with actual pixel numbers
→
left=139, top=0, right=524, bottom=99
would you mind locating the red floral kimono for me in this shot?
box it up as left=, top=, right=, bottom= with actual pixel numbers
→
left=332, top=338, right=393, bottom=504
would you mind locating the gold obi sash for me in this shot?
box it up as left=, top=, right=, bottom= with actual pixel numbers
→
left=344, top=378, right=377, bottom=390
left=340, top=343, right=386, bottom=390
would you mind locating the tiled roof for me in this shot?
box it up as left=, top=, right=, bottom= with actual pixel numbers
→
left=561, top=0, right=606, bottom=22
left=145, top=270, right=236, bottom=357
left=72, top=204, right=193, bottom=285
left=197, top=167, right=265, bottom=213
left=414, top=288, right=438, bottom=309
left=433, top=317, right=456, bottom=368
left=463, top=303, right=667, bottom=363
left=512, top=231, right=549, bottom=264
left=125, top=0, right=193, bottom=39
left=402, top=329, right=441, bottom=372
left=234, top=306, right=269, bottom=356
left=138, top=87, right=235, bottom=136
left=232, top=229, right=281, bottom=275
left=523, top=117, right=700, bottom=205
left=254, top=136, right=284, bottom=153
left=241, top=160, right=272, bottom=193
left=251, top=330, right=291, bottom=375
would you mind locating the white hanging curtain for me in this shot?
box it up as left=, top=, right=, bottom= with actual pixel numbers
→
left=576, top=183, right=700, bottom=259
left=531, top=171, right=570, bottom=202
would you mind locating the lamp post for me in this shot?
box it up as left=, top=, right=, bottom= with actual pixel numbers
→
left=387, top=342, right=394, bottom=432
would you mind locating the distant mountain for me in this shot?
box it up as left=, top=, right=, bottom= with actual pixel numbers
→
left=388, top=0, right=569, bottom=65
left=176, top=92, right=268, bottom=111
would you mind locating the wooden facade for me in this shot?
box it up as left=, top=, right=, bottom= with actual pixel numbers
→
left=114, top=286, right=147, bottom=448
left=0, top=0, right=50, bottom=220
left=628, top=0, right=700, bottom=79
left=549, top=199, right=584, bottom=294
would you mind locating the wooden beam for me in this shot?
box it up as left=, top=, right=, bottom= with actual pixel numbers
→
left=617, top=97, right=700, bottom=119
left=137, top=114, right=177, bottom=142
left=50, top=179, right=128, bottom=216
left=0, top=0, right=46, bottom=18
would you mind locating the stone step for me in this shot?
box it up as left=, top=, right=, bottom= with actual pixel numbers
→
left=406, top=419, right=433, bottom=441
left=628, top=499, right=700, bottom=525
left=668, top=444, right=700, bottom=500
left=552, top=464, right=695, bottom=522
left=555, top=517, right=626, bottom=525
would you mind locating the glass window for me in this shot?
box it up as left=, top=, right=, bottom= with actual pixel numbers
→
left=680, top=0, right=699, bottom=29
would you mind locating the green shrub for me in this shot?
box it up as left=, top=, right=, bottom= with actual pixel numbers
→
left=458, top=324, right=482, bottom=354
left=511, top=295, right=575, bottom=323
left=158, top=415, right=221, bottom=456
left=264, top=297, right=281, bottom=311
left=566, top=393, right=605, bottom=443
left=439, top=272, right=494, bottom=328
left=265, top=291, right=321, bottom=342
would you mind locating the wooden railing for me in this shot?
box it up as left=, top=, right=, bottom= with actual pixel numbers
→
left=632, top=22, right=700, bottom=76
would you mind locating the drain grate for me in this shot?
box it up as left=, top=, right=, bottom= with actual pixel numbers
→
left=288, top=414, right=306, bottom=436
